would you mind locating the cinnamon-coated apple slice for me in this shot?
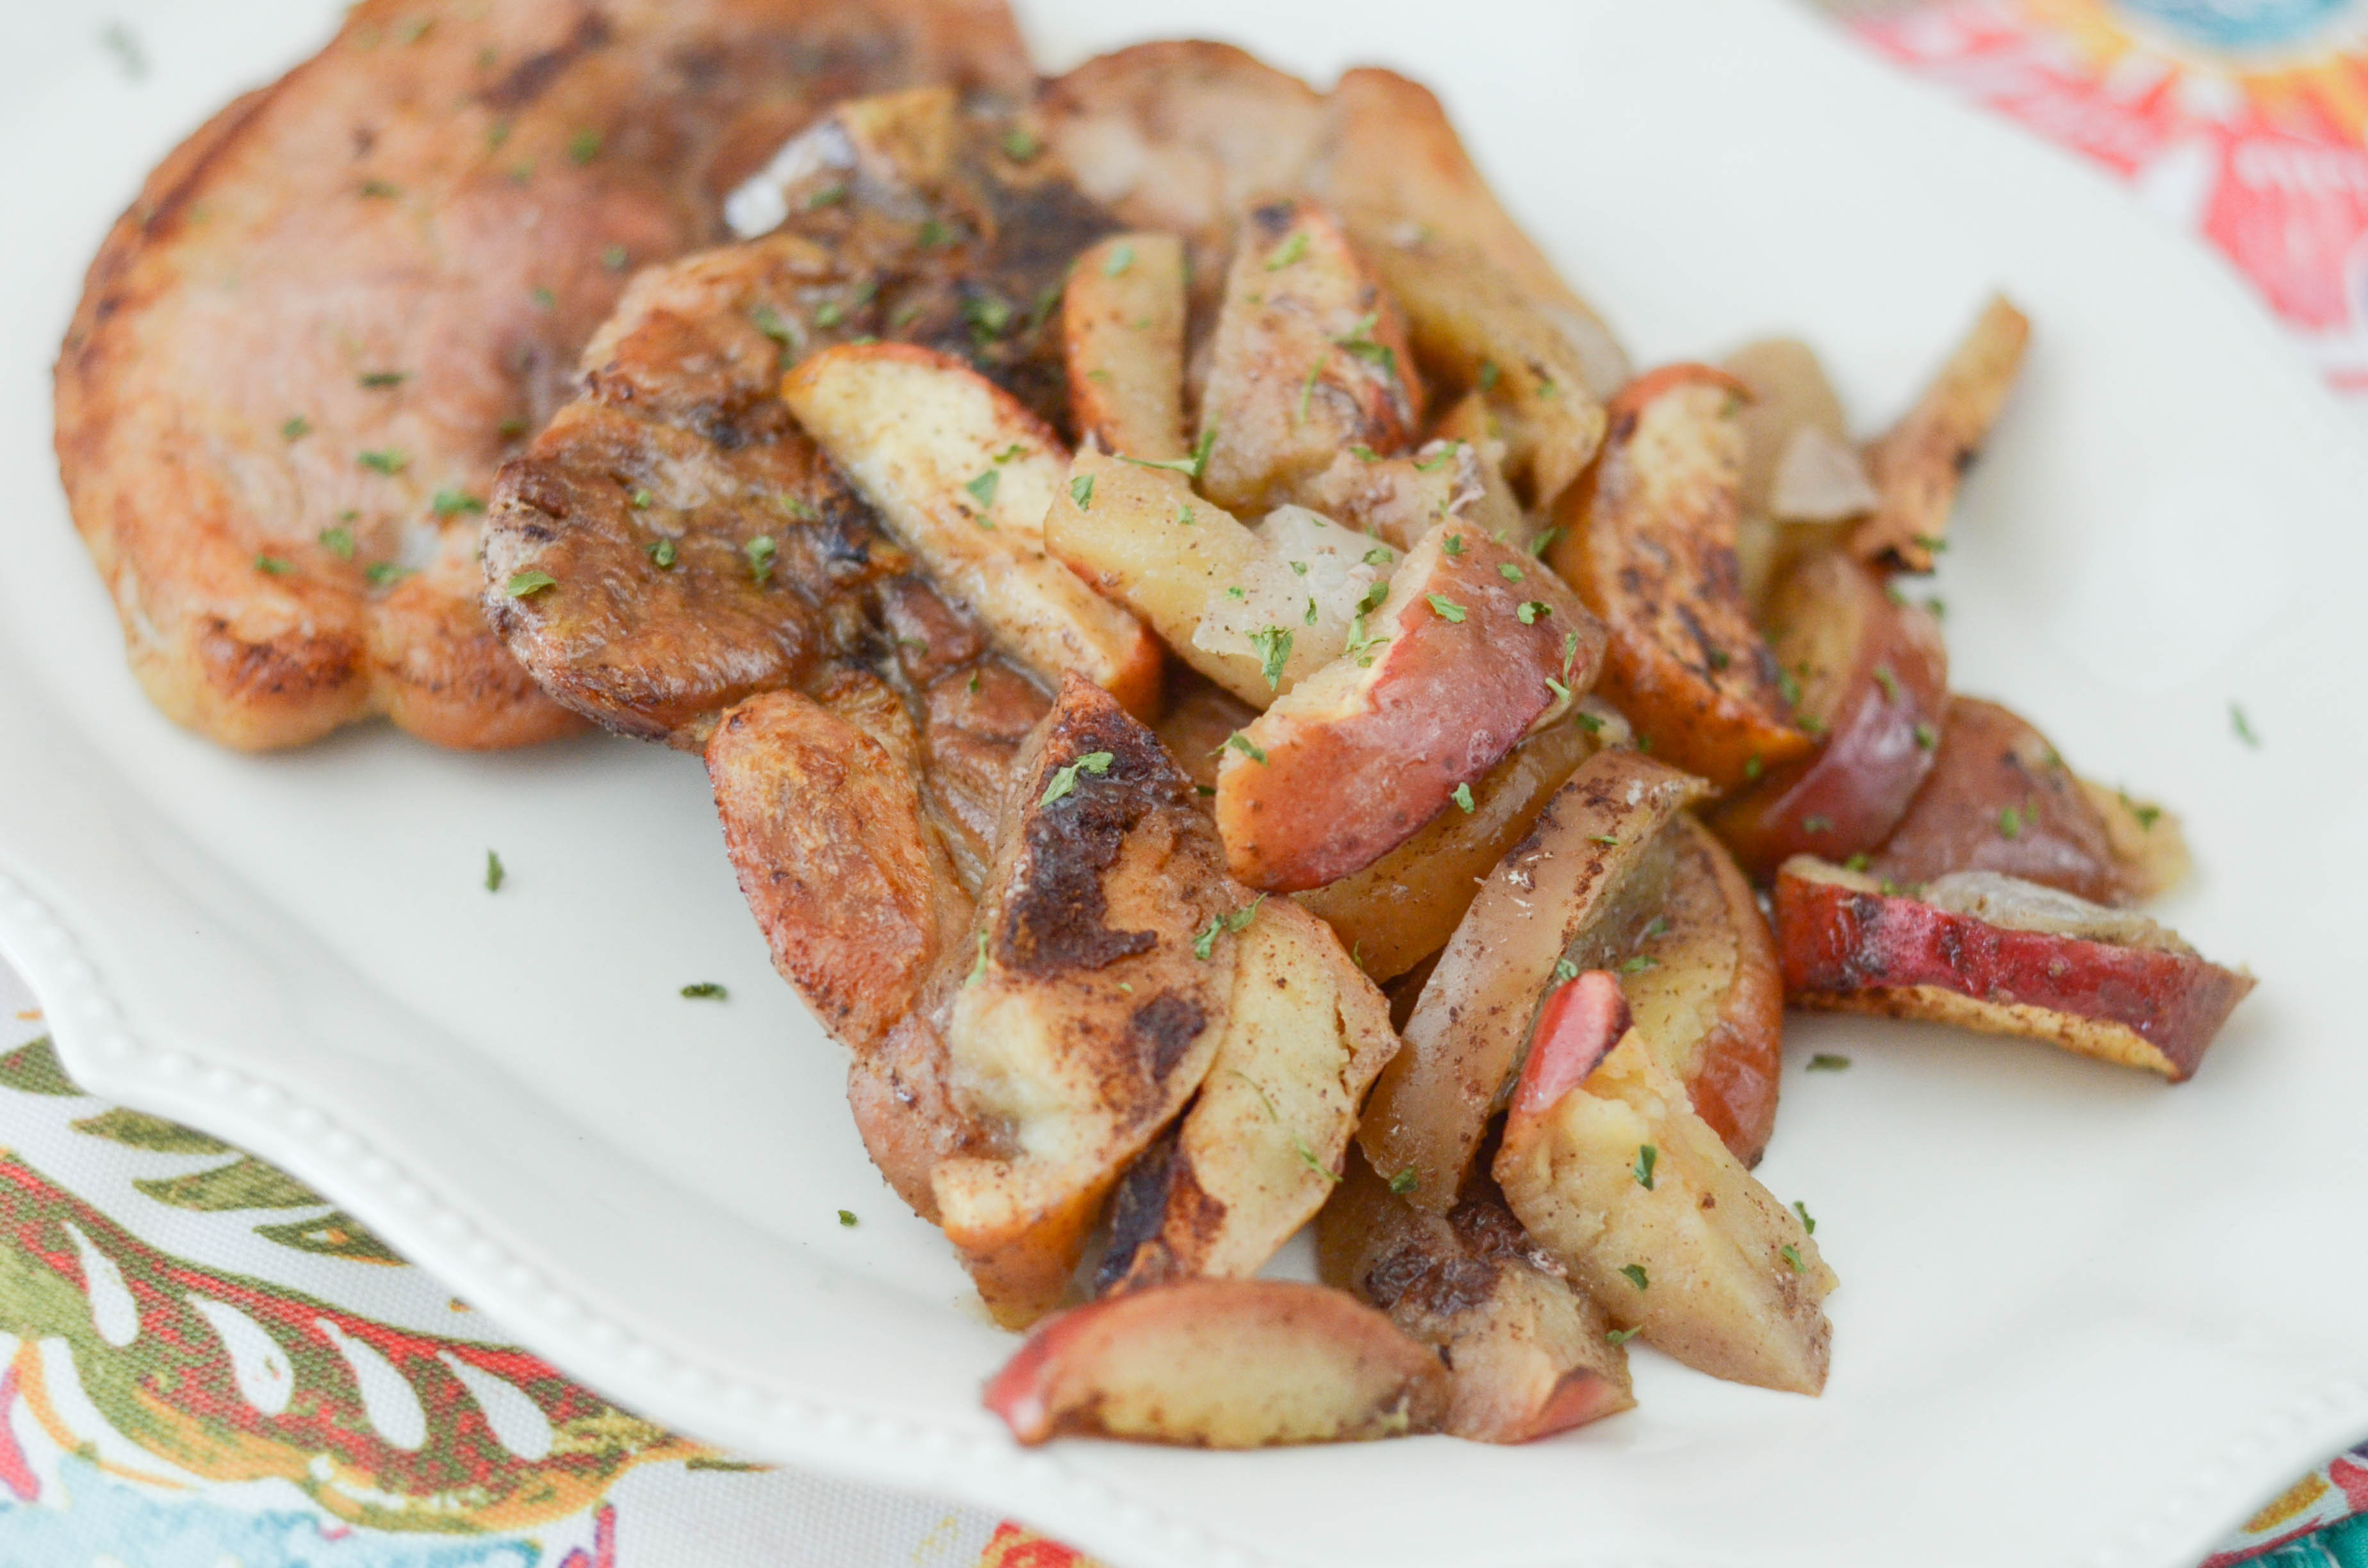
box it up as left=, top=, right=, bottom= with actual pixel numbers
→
left=1215, top=520, right=1603, bottom=892
left=1197, top=198, right=1424, bottom=512
left=781, top=343, right=1162, bottom=718
left=1709, top=547, right=1948, bottom=879
left=1304, top=436, right=1524, bottom=553
left=1096, top=899, right=1399, bottom=1291
left=1619, top=815, right=1788, bottom=1168
left=1356, top=750, right=1710, bottom=1208
left=1548, top=364, right=1813, bottom=788
left=1353, top=228, right=1609, bottom=507
left=930, top=677, right=1244, bottom=1326
left=706, top=673, right=971, bottom=1055
left=985, top=1278, right=1451, bottom=1447
left=1318, top=1150, right=1634, bottom=1443
left=1064, top=232, right=1189, bottom=461
left=1493, top=972, right=1837, bottom=1395
left=1773, top=858, right=2253, bottom=1081
left=1297, top=705, right=1606, bottom=983
left=1867, top=696, right=2167, bottom=907
left=1850, top=294, right=2030, bottom=573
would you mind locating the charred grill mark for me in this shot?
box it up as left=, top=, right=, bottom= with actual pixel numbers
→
left=1133, top=993, right=1208, bottom=1080
left=1000, top=723, right=1190, bottom=974
left=481, top=10, right=614, bottom=112
left=1363, top=1238, right=1499, bottom=1320
left=1094, top=1129, right=1180, bottom=1291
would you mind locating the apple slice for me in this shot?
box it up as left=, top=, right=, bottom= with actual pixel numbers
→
left=1708, top=548, right=1948, bottom=879
left=1197, top=199, right=1424, bottom=512
left=986, top=1278, right=1450, bottom=1447
left=1064, top=232, right=1189, bottom=461
left=1356, top=750, right=1711, bottom=1209
left=1723, top=338, right=1868, bottom=609
left=1353, top=229, right=1609, bottom=507
left=1866, top=696, right=2150, bottom=907
left=1549, top=364, right=1813, bottom=788
left=1215, top=519, right=1604, bottom=892
left=930, top=677, right=1246, bottom=1326
left=1619, top=815, right=1788, bottom=1168
left=1311, top=67, right=1631, bottom=401
left=1098, top=899, right=1399, bottom=1291
left=1849, top=294, right=2030, bottom=573
left=1318, top=1149, right=1633, bottom=1443
left=1773, top=858, right=2254, bottom=1081
left=1493, top=972, right=1836, bottom=1395
left=780, top=343, right=1162, bottom=718
left=1297, top=706, right=1600, bottom=983
left=706, top=674, right=972, bottom=1054
left=1304, top=437, right=1524, bottom=553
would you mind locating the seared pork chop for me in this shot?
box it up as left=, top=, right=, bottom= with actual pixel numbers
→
left=55, top=0, right=1027, bottom=751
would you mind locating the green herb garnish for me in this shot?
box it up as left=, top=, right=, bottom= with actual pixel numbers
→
left=1039, top=750, right=1115, bottom=808
left=504, top=569, right=557, bottom=597
left=1633, top=1145, right=1657, bottom=1190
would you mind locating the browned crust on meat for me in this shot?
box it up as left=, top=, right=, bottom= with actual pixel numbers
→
left=54, top=0, right=1029, bottom=751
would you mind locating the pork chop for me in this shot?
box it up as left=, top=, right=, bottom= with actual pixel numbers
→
left=54, top=0, right=1028, bottom=751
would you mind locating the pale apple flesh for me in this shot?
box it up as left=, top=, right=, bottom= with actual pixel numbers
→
left=780, top=343, right=1163, bottom=719
left=1709, top=548, right=1948, bottom=880
left=1850, top=293, right=2030, bottom=574
left=1215, top=519, right=1605, bottom=892
left=1319, top=1149, right=1635, bottom=1444
left=931, top=677, right=1244, bottom=1325
left=1351, top=226, right=1610, bottom=507
left=1549, top=364, right=1812, bottom=789
left=985, top=1278, right=1451, bottom=1447
left=1097, top=899, right=1399, bottom=1291
left=1618, top=816, right=1787, bottom=1168
left=1356, top=751, right=1711, bottom=1210
left=1064, top=232, right=1190, bottom=461
left=1197, top=198, right=1424, bottom=513
left=1493, top=972, right=1836, bottom=1396
left=1773, top=857, right=2254, bottom=1082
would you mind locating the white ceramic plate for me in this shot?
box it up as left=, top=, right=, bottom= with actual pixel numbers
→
left=5, top=1, right=2367, bottom=1564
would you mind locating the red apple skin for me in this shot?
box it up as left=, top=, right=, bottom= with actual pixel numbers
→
left=1867, top=696, right=2134, bottom=906
left=1512, top=970, right=1633, bottom=1118
left=1217, top=525, right=1603, bottom=892
left=983, top=1278, right=1450, bottom=1447
left=1711, top=553, right=1948, bottom=880
left=1773, top=865, right=2254, bottom=1081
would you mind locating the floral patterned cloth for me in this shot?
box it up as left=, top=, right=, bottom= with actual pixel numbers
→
left=8, top=3, right=2367, bottom=1565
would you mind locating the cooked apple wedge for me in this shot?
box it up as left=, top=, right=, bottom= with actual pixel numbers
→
left=1215, top=520, right=1603, bottom=892
left=1044, top=448, right=1270, bottom=705
left=1313, top=67, right=1631, bottom=401
left=1850, top=294, right=2030, bottom=573
left=781, top=343, right=1162, bottom=717
left=1549, top=364, right=1812, bottom=788
left=1709, top=548, right=1948, bottom=879
left=1156, top=674, right=1260, bottom=799
left=707, top=674, right=972, bottom=1054
left=1304, top=437, right=1524, bottom=553
left=1493, top=972, right=1836, bottom=1395
left=985, top=1278, right=1450, bottom=1447
left=1297, top=707, right=1600, bottom=983
left=1064, top=232, right=1190, bottom=461
left=1098, top=899, right=1399, bottom=1291
left=1319, top=1151, right=1634, bottom=1443
left=1723, top=338, right=1870, bottom=608
left=1356, top=750, right=1711, bottom=1207
left=1620, top=816, right=1788, bottom=1168
left=1354, top=230, right=1610, bottom=508
left=1774, top=858, right=2253, bottom=1081
left=1197, top=199, right=1424, bottom=512
left=931, top=677, right=1244, bottom=1325
left=1867, top=696, right=2157, bottom=907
